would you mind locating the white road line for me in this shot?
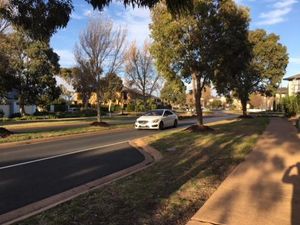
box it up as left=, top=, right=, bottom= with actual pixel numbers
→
left=0, top=141, right=129, bottom=171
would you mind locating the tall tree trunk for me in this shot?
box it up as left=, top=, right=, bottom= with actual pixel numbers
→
left=134, top=98, right=138, bottom=115
left=82, top=94, right=89, bottom=110
left=143, top=95, right=147, bottom=111
left=108, top=99, right=112, bottom=117
left=192, top=73, right=203, bottom=126
left=241, top=99, right=247, bottom=116
left=273, top=96, right=276, bottom=112
left=121, top=97, right=124, bottom=115
left=84, top=100, right=89, bottom=110
left=96, top=91, right=102, bottom=122
left=108, top=100, right=112, bottom=113
left=19, top=95, right=26, bottom=116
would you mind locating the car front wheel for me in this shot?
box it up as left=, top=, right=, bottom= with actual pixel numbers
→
left=173, top=119, right=178, bottom=128
left=159, top=121, right=164, bottom=130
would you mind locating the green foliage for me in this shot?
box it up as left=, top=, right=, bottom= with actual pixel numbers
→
left=126, top=103, right=136, bottom=112
left=0, top=0, right=191, bottom=42
left=4, top=31, right=61, bottom=111
left=126, top=99, right=153, bottom=112
left=53, top=104, right=68, bottom=112
left=89, top=0, right=193, bottom=12
left=210, top=99, right=223, bottom=109
left=146, top=98, right=158, bottom=110
left=218, top=29, right=288, bottom=115
left=281, top=95, right=300, bottom=117
left=0, top=0, right=73, bottom=41
left=110, top=105, right=122, bottom=112
left=160, top=79, right=186, bottom=106
left=0, top=34, right=14, bottom=97
left=150, top=0, right=249, bottom=124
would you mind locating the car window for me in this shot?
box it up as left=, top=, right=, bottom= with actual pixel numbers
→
left=164, top=110, right=173, bottom=116
left=144, top=110, right=164, bottom=116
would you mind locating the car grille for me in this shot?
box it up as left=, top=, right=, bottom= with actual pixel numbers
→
left=138, top=121, right=148, bottom=124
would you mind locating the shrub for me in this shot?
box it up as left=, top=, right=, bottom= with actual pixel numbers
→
left=126, top=103, right=136, bottom=112
left=111, top=105, right=122, bottom=112
left=210, top=99, right=223, bottom=110
left=33, top=111, right=51, bottom=116
left=281, top=95, right=300, bottom=117
left=10, top=112, right=22, bottom=118
left=54, top=104, right=68, bottom=112
left=0, top=109, right=4, bottom=118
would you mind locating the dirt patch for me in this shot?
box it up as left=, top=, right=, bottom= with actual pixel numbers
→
left=90, top=121, right=110, bottom=127
left=185, top=125, right=214, bottom=132
left=0, top=127, right=14, bottom=138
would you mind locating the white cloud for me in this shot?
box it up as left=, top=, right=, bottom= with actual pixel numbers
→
left=257, top=0, right=298, bottom=25
left=273, top=0, right=297, bottom=8
left=109, top=6, right=151, bottom=46
left=83, top=9, right=93, bottom=17
left=83, top=8, right=106, bottom=18
left=70, top=12, right=84, bottom=20
left=55, top=49, right=75, bottom=67
left=290, top=57, right=300, bottom=64
left=78, top=5, right=150, bottom=45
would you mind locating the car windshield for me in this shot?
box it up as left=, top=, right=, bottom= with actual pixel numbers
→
left=144, top=110, right=164, bottom=116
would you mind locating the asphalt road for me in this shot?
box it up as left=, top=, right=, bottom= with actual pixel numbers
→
left=0, top=114, right=236, bottom=215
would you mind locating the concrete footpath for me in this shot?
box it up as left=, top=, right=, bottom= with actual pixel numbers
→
left=187, top=118, right=300, bottom=225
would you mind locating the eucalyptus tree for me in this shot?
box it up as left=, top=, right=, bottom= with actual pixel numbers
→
left=0, top=0, right=191, bottom=41
left=74, top=17, right=127, bottom=122
left=160, top=78, right=186, bottom=107
left=3, top=31, right=60, bottom=115
left=151, top=0, right=250, bottom=127
left=217, top=29, right=289, bottom=116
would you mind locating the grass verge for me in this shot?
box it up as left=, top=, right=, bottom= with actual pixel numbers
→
left=16, top=117, right=269, bottom=225
left=0, top=124, right=132, bottom=144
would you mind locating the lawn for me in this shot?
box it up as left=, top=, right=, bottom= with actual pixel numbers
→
left=16, top=117, right=269, bottom=225
left=0, top=124, right=132, bottom=144
left=0, top=116, right=137, bottom=144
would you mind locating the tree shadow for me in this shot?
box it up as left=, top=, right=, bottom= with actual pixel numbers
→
left=282, top=163, right=300, bottom=225
left=15, top=118, right=271, bottom=225
left=191, top=118, right=300, bottom=225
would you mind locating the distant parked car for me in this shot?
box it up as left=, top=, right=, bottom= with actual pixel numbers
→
left=135, top=109, right=178, bottom=130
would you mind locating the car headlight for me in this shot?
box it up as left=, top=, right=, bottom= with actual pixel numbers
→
left=152, top=119, right=160, bottom=123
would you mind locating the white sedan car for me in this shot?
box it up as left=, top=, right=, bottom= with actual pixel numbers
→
left=135, top=109, right=178, bottom=130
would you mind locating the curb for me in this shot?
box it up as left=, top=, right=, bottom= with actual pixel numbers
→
left=0, top=139, right=162, bottom=225
left=129, top=138, right=163, bottom=162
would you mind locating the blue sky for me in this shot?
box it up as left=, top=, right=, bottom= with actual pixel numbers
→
left=51, top=0, right=300, bottom=87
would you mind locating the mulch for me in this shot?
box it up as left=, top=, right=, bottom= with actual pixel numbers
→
left=238, top=115, right=254, bottom=119
left=185, top=125, right=215, bottom=133
left=90, top=121, right=110, bottom=127
left=0, top=127, right=14, bottom=138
